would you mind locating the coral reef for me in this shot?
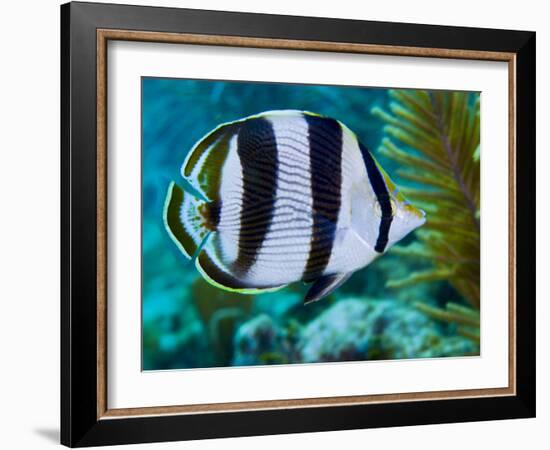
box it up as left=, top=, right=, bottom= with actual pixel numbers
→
left=298, top=299, right=477, bottom=362
left=232, top=299, right=478, bottom=366
left=232, top=314, right=288, bottom=366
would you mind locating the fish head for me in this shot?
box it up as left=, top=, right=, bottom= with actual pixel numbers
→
left=368, top=165, right=426, bottom=251
left=385, top=189, right=426, bottom=248
left=350, top=177, right=425, bottom=256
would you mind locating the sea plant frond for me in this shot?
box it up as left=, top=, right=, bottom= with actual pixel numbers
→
left=413, top=302, right=480, bottom=327
left=413, top=301, right=480, bottom=343
left=373, top=89, right=480, bottom=310
left=386, top=268, right=456, bottom=289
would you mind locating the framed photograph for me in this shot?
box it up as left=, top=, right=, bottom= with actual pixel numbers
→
left=61, top=1, right=535, bottom=447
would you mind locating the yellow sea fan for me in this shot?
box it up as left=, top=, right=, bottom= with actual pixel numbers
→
left=372, top=90, right=480, bottom=310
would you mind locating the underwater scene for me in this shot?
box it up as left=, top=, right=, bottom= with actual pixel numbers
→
left=142, top=77, right=480, bottom=370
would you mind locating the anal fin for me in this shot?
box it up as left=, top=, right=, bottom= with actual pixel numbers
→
left=304, top=272, right=353, bottom=304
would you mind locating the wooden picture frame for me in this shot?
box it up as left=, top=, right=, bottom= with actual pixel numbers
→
left=61, top=1, right=535, bottom=447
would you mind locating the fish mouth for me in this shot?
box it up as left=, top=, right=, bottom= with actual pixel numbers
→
left=416, top=212, right=427, bottom=229
left=408, top=207, right=426, bottom=230
left=415, top=208, right=427, bottom=225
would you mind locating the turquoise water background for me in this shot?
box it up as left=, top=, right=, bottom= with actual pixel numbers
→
left=142, top=78, right=477, bottom=370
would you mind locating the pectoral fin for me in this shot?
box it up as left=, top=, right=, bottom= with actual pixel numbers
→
left=304, top=272, right=353, bottom=305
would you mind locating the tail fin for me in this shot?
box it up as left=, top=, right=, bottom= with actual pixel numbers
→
left=163, top=181, right=215, bottom=259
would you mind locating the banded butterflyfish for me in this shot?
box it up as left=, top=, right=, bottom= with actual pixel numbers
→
left=164, top=110, right=426, bottom=304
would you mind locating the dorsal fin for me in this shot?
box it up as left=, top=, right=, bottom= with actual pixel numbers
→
left=181, top=111, right=310, bottom=201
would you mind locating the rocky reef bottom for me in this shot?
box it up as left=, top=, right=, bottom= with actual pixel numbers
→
left=232, top=298, right=478, bottom=367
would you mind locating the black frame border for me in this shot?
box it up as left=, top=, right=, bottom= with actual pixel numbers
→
left=61, top=2, right=535, bottom=447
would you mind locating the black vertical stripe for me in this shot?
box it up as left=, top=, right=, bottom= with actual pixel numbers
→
left=233, top=118, right=278, bottom=276
left=204, top=200, right=221, bottom=230
left=359, top=142, right=393, bottom=253
left=303, top=115, right=343, bottom=282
